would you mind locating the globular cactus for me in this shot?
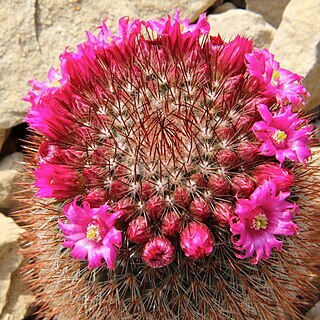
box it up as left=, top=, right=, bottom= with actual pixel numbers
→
left=18, top=12, right=319, bottom=320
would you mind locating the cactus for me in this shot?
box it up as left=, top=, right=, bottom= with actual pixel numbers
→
left=18, top=12, right=319, bottom=320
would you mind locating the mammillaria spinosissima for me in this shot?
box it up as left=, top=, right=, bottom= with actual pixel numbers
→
left=18, top=12, right=319, bottom=320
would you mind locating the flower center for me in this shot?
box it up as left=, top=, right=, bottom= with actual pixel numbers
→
left=86, top=224, right=102, bottom=242
left=252, top=214, right=268, bottom=230
left=272, top=130, right=287, bottom=144
left=272, top=70, right=281, bottom=81
left=51, top=79, right=60, bottom=87
left=271, top=69, right=281, bottom=85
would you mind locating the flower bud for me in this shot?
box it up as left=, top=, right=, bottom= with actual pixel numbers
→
left=253, top=163, right=294, bottom=191
left=140, top=181, right=154, bottom=200
left=38, top=141, right=82, bottom=165
left=234, top=115, right=254, bottom=132
left=83, top=166, right=104, bottom=187
left=142, top=236, right=175, bottom=268
left=237, top=141, right=258, bottom=164
left=190, top=173, right=207, bottom=188
left=216, top=149, right=238, bottom=168
left=215, top=125, right=235, bottom=141
left=109, top=178, right=129, bottom=200
left=127, top=216, right=152, bottom=243
left=213, top=202, right=234, bottom=226
left=114, top=164, right=129, bottom=177
left=161, top=211, right=182, bottom=237
left=180, top=222, right=214, bottom=260
left=173, top=186, right=191, bottom=208
left=231, top=175, right=255, bottom=198
left=92, top=140, right=115, bottom=164
left=116, top=198, right=136, bottom=221
left=84, top=188, right=109, bottom=207
left=145, top=195, right=165, bottom=219
left=189, top=197, right=211, bottom=221
left=207, top=175, right=230, bottom=196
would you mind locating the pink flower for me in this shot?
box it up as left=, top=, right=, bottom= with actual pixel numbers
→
left=25, top=67, right=65, bottom=105
left=180, top=222, right=214, bottom=259
left=34, top=163, right=82, bottom=199
left=253, top=104, right=312, bottom=164
left=216, top=36, right=253, bottom=76
left=24, top=67, right=74, bottom=141
left=141, top=236, right=175, bottom=268
left=246, top=48, right=309, bottom=106
left=146, top=11, right=210, bottom=38
left=230, top=180, right=300, bottom=264
left=25, top=91, right=74, bottom=141
left=58, top=198, right=122, bottom=269
left=87, top=16, right=143, bottom=48
left=253, top=163, right=294, bottom=191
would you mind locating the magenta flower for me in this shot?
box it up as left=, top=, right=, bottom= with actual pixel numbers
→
left=146, top=11, right=210, bottom=39
left=180, top=222, right=214, bottom=259
left=252, top=104, right=312, bottom=164
left=58, top=198, right=122, bottom=269
left=245, top=48, right=309, bottom=106
left=34, top=163, right=82, bottom=199
left=230, top=180, right=299, bottom=264
left=24, top=68, right=74, bottom=141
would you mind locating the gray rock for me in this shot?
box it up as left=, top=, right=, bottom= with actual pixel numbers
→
left=208, top=9, right=276, bottom=48
left=0, top=153, right=23, bottom=209
left=246, top=0, right=290, bottom=28
left=269, top=0, right=320, bottom=111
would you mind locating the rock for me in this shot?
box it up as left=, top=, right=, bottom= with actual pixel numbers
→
left=0, top=0, right=42, bottom=130
left=269, top=0, right=320, bottom=111
left=0, top=213, right=23, bottom=315
left=0, top=153, right=23, bottom=209
left=0, top=213, right=33, bottom=320
left=0, top=130, right=9, bottom=153
left=246, top=0, right=290, bottom=28
left=213, top=3, right=237, bottom=14
left=0, top=262, right=34, bottom=320
left=306, top=301, right=320, bottom=320
left=131, top=0, right=219, bottom=22
left=208, top=9, right=276, bottom=48
left=0, top=0, right=218, bottom=131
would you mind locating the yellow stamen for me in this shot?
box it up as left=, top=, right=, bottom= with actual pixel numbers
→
left=51, top=79, right=60, bottom=87
left=180, top=24, right=185, bottom=33
left=272, top=130, right=287, bottom=144
left=253, top=214, right=268, bottom=230
left=86, top=225, right=101, bottom=242
left=107, top=36, right=113, bottom=43
left=272, top=70, right=281, bottom=80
